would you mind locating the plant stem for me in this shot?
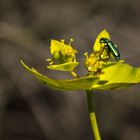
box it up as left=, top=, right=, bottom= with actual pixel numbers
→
left=70, top=71, right=78, bottom=78
left=86, top=90, right=101, bottom=140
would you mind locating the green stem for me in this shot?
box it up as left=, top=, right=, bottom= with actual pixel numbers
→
left=86, top=90, right=101, bottom=140
left=70, top=71, right=78, bottom=78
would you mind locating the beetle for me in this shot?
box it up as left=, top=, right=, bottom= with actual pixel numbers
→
left=100, top=38, right=120, bottom=61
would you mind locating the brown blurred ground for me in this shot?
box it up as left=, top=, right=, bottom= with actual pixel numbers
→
left=0, top=0, right=140, bottom=140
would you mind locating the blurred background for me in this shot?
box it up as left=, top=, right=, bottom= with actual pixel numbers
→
left=0, top=0, right=140, bottom=140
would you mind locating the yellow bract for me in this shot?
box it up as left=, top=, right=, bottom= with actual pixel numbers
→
left=93, top=29, right=110, bottom=52
left=84, top=29, right=111, bottom=73
left=50, top=40, right=62, bottom=55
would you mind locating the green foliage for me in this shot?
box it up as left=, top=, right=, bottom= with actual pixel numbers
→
left=47, top=62, right=79, bottom=71
left=93, top=63, right=140, bottom=90
left=21, top=60, right=99, bottom=90
left=21, top=60, right=140, bottom=91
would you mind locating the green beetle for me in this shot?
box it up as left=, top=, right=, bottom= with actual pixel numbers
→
left=100, top=38, right=120, bottom=61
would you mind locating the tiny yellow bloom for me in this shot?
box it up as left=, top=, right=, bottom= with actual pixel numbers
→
left=49, top=39, right=77, bottom=64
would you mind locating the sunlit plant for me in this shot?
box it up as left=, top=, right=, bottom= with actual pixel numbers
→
left=21, top=30, right=140, bottom=140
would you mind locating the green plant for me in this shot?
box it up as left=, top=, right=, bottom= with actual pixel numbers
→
left=21, top=29, right=140, bottom=140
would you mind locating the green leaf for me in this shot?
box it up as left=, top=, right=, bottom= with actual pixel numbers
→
left=21, top=60, right=140, bottom=91
left=93, top=63, right=140, bottom=90
left=21, top=60, right=99, bottom=90
left=47, top=62, right=79, bottom=71
left=102, top=60, right=124, bottom=69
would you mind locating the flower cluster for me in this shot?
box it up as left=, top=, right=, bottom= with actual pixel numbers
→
left=47, top=39, right=77, bottom=65
left=47, top=30, right=118, bottom=76
left=84, top=30, right=111, bottom=74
